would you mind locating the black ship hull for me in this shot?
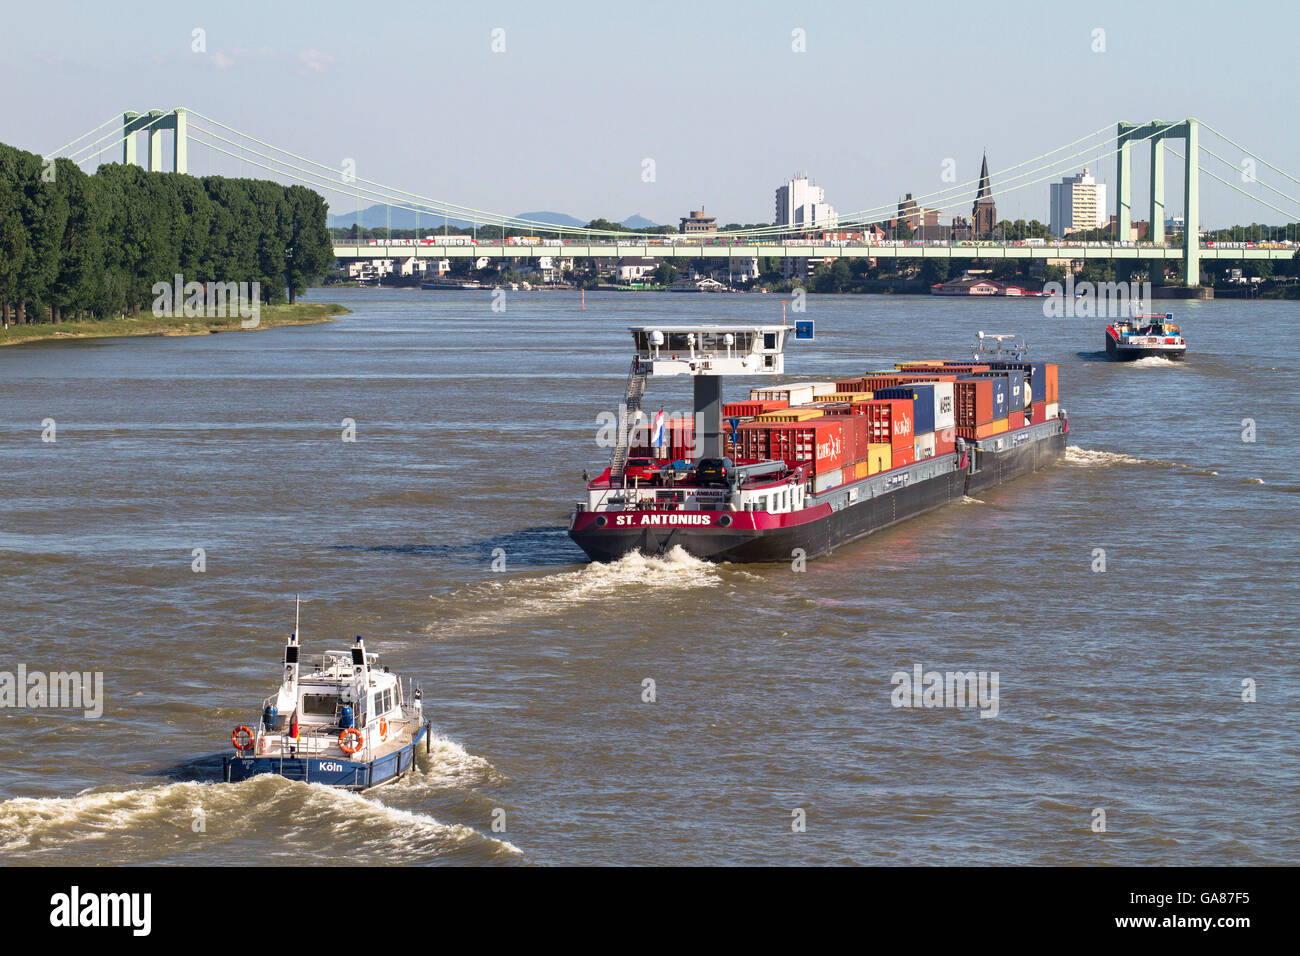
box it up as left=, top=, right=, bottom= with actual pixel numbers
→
left=570, top=422, right=1067, bottom=564
left=1105, top=334, right=1186, bottom=361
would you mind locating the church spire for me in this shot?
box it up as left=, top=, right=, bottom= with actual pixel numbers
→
left=975, top=152, right=992, bottom=201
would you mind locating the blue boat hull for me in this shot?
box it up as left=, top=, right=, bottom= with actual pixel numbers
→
left=222, top=722, right=429, bottom=790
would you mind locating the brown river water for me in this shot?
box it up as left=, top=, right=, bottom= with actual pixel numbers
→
left=1, top=289, right=1296, bottom=865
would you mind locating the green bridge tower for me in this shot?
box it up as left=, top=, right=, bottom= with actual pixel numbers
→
left=1116, top=119, right=1200, bottom=287
left=122, top=108, right=188, bottom=174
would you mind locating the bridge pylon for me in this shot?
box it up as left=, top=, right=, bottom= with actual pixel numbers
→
left=1116, top=119, right=1199, bottom=287
left=122, top=108, right=188, bottom=174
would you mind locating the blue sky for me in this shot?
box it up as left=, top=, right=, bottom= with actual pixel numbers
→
left=3, top=0, right=1297, bottom=228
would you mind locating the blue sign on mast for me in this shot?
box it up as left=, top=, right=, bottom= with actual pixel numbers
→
left=794, top=320, right=814, bottom=340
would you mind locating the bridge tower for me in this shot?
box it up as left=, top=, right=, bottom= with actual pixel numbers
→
left=122, top=109, right=188, bottom=174
left=1116, top=119, right=1199, bottom=287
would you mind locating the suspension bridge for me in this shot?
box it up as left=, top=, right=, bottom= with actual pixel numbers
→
left=46, top=109, right=1300, bottom=288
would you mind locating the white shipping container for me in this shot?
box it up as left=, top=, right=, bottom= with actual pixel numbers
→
left=751, top=384, right=818, bottom=406
left=809, top=382, right=840, bottom=398
left=932, top=382, right=955, bottom=431
left=812, top=468, right=843, bottom=494
left=1045, top=402, right=1059, bottom=420
left=914, top=432, right=936, bottom=461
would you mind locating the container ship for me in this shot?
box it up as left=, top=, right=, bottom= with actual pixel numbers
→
left=1105, top=313, right=1186, bottom=360
left=568, top=326, right=1067, bottom=563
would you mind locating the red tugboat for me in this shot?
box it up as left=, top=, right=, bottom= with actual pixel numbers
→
left=1105, top=313, right=1187, bottom=361
left=568, top=326, right=1067, bottom=563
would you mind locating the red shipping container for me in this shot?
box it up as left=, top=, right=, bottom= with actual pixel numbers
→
left=722, top=399, right=788, bottom=418
left=860, top=375, right=903, bottom=392
left=855, top=399, right=914, bottom=451
left=1030, top=402, right=1046, bottom=425
left=954, top=379, right=994, bottom=426
left=764, top=420, right=844, bottom=474
left=935, top=426, right=957, bottom=455
left=892, top=444, right=916, bottom=468
left=1008, top=409, right=1025, bottom=430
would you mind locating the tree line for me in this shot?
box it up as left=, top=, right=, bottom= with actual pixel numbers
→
left=0, top=140, right=335, bottom=325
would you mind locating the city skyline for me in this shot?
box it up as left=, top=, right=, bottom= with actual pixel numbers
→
left=3, top=0, right=1297, bottom=230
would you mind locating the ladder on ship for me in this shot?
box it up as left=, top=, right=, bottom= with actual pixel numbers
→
left=610, top=359, right=649, bottom=485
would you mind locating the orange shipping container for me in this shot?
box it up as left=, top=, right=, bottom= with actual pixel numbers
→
left=856, top=399, right=914, bottom=450
left=1008, top=409, right=1025, bottom=429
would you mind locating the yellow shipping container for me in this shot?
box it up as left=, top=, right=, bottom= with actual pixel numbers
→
left=866, top=443, right=892, bottom=475
left=756, top=408, right=822, bottom=423
left=854, top=460, right=872, bottom=479
left=988, top=418, right=1009, bottom=435
left=823, top=391, right=872, bottom=403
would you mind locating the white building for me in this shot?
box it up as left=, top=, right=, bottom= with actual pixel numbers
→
left=1049, top=168, right=1108, bottom=237
left=775, top=174, right=838, bottom=233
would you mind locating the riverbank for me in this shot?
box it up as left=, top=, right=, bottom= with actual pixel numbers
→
left=0, top=302, right=351, bottom=347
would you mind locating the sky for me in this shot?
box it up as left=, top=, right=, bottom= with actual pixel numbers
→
left=2, top=0, right=1297, bottom=229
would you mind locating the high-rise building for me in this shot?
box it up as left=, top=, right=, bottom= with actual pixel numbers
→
left=972, top=153, right=997, bottom=236
left=1049, top=168, right=1108, bottom=237
left=775, top=174, right=838, bottom=233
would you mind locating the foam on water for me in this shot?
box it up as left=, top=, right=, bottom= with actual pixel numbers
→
left=1129, top=355, right=1183, bottom=369
left=432, top=545, right=722, bottom=633
left=0, top=741, right=520, bottom=861
left=1064, top=445, right=1163, bottom=467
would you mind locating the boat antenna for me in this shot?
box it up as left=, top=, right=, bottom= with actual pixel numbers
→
left=294, top=593, right=300, bottom=642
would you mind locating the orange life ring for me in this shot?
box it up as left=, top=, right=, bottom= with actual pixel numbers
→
left=379, top=717, right=388, bottom=739
left=232, top=725, right=254, bottom=751
left=338, top=728, right=363, bottom=754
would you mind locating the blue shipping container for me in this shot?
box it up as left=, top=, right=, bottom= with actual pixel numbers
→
left=970, top=373, right=1010, bottom=419
left=875, top=384, right=935, bottom=434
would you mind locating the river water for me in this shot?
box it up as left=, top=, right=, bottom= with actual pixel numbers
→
left=1, top=288, right=1296, bottom=865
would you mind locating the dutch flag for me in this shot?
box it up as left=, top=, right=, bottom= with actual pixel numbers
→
left=651, top=407, right=666, bottom=449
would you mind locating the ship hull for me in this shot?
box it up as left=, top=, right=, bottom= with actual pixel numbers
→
left=570, top=422, right=1066, bottom=564
left=1105, top=334, right=1186, bottom=361
left=222, top=722, right=428, bottom=791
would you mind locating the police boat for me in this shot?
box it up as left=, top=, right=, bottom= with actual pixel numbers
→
left=223, top=604, right=430, bottom=790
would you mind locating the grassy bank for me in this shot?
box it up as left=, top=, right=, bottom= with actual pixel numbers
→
left=0, top=302, right=351, bottom=347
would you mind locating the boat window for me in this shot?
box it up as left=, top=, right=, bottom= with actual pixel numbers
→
left=757, top=495, right=768, bottom=511
left=301, top=693, right=338, bottom=718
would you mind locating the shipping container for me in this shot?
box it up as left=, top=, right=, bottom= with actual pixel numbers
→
left=874, top=385, right=935, bottom=435
left=810, top=382, right=841, bottom=398
left=750, top=385, right=817, bottom=406
left=1030, top=402, right=1047, bottom=426
left=914, top=431, right=936, bottom=461
left=954, top=378, right=994, bottom=426
left=1044, top=401, right=1059, bottom=420
left=972, top=374, right=1010, bottom=420
left=935, top=426, right=957, bottom=455
left=765, top=420, right=845, bottom=473
left=821, top=392, right=873, bottom=403
left=756, top=408, right=822, bottom=423
left=854, top=459, right=873, bottom=480
left=892, top=444, right=916, bottom=468
left=864, top=443, right=891, bottom=475
left=722, top=399, right=788, bottom=418
left=854, top=398, right=914, bottom=450
left=812, top=468, right=843, bottom=493
left=1008, top=409, right=1025, bottom=429
left=954, top=421, right=1006, bottom=440
left=974, top=369, right=1024, bottom=413
left=1044, top=365, right=1059, bottom=404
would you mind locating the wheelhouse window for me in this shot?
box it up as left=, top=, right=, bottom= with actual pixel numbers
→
left=301, top=693, right=338, bottom=718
